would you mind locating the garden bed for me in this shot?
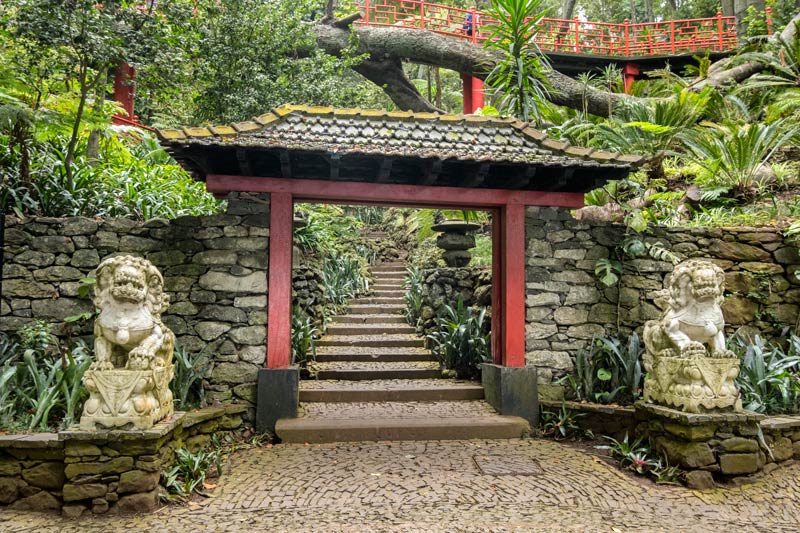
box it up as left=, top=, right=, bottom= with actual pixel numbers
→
left=539, top=399, right=636, bottom=440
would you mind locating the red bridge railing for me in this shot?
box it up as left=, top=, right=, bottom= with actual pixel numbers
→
left=356, top=1, right=767, bottom=58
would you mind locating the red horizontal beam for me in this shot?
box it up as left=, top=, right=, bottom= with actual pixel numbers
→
left=206, top=175, right=585, bottom=209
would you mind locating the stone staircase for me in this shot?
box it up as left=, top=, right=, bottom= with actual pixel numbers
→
left=276, top=234, right=529, bottom=443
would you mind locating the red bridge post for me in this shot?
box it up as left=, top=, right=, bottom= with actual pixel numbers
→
left=623, top=63, right=639, bottom=93
left=112, top=63, right=136, bottom=125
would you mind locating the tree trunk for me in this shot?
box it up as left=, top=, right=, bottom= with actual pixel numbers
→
left=560, top=0, right=577, bottom=19
left=313, top=20, right=627, bottom=117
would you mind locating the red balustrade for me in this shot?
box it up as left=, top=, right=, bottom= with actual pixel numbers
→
left=356, top=0, right=744, bottom=58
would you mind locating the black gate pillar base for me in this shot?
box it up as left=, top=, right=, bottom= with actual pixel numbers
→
left=256, top=367, right=299, bottom=433
left=481, top=363, right=538, bottom=426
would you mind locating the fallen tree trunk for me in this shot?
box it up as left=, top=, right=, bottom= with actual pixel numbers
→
left=314, top=18, right=628, bottom=117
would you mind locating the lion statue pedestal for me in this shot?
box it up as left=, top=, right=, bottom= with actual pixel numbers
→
left=80, top=256, right=175, bottom=431
left=642, top=259, right=742, bottom=413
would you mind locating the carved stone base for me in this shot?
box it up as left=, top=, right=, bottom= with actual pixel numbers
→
left=643, top=356, right=741, bottom=413
left=80, top=367, right=174, bottom=431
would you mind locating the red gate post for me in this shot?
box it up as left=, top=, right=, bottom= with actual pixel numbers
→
left=266, top=192, right=293, bottom=369
left=494, top=203, right=526, bottom=368
left=623, top=62, right=639, bottom=94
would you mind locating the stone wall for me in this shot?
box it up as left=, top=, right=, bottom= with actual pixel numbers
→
left=1, top=192, right=270, bottom=411
left=419, top=266, right=491, bottom=333
left=525, top=207, right=800, bottom=383
left=0, top=404, right=246, bottom=516
left=636, top=404, right=800, bottom=489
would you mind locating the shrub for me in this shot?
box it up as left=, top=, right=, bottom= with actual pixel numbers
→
left=171, top=343, right=210, bottom=410
left=732, top=334, right=800, bottom=414
left=291, top=306, right=318, bottom=367
left=403, top=266, right=424, bottom=329
left=559, top=334, right=644, bottom=405
left=162, top=447, right=223, bottom=499
left=426, top=297, right=490, bottom=380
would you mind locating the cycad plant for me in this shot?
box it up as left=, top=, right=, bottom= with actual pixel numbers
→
left=482, top=0, right=553, bottom=122
left=681, top=119, right=798, bottom=200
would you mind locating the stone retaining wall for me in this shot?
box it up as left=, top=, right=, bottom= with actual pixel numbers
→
left=525, top=207, right=800, bottom=383
left=0, top=404, right=247, bottom=516
left=636, top=403, right=800, bottom=489
left=418, top=267, right=491, bottom=334
left=1, top=193, right=270, bottom=412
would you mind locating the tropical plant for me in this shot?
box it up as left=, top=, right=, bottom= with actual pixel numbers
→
left=171, top=343, right=210, bottom=410
left=426, top=297, right=490, bottom=380
left=291, top=306, right=318, bottom=367
left=482, top=0, right=553, bottom=122
left=321, top=252, right=371, bottom=310
left=539, top=402, right=588, bottom=440
left=162, top=447, right=223, bottom=499
left=596, top=433, right=658, bottom=476
left=732, top=334, right=800, bottom=414
left=559, top=334, right=645, bottom=405
left=681, top=120, right=799, bottom=200
left=403, top=266, right=425, bottom=329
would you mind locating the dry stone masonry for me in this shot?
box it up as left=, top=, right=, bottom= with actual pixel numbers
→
left=2, top=192, right=270, bottom=416
left=524, top=206, right=800, bottom=384
left=419, top=266, right=491, bottom=334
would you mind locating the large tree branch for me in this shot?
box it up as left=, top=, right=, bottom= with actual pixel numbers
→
left=314, top=18, right=628, bottom=116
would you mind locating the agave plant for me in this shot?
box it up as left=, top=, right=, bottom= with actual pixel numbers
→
left=403, top=266, right=425, bottom=329
left=291, top=306, right=318, bottom=368
left=172, top=343, right=210, bottom=410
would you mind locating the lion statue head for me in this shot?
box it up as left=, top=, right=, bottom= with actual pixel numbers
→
left=94, top=255, right=169, bottom=317
left=666, top=258, right=725, bottom=311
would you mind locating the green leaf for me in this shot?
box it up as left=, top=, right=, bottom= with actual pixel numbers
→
left=597, top=368, right=612, bottom=381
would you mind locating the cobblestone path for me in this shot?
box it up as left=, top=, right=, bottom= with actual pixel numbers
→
left=2, top=438, right=798, bottom=532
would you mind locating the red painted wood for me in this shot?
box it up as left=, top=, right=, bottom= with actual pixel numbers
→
left=491, top=208, right=503, bottom=365
left=205, top=175, right=585, bottom=209
left=112, top=63, right=136, bottom=123
left=500, top=203, right=526, bottom=368
left=623, top=62, right=640, bottom=94
left=355, top=0, right=738, bottom=58
left=266, top=192, right=293, bottom=369
left=471, top=77, right=484, bottom=111
left=461, top=74, right=473, bottom=114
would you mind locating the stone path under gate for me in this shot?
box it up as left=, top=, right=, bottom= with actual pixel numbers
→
left=2, top=438, right=799, bottom=532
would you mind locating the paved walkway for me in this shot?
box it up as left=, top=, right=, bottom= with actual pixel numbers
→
left=1, top=438, right=798, bottom=532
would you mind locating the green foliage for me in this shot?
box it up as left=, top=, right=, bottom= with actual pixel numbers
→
left=0, top=322, right=91, bottom=431
left=162, top=447, right=223, bottom=499
left=171, top=344, right=210, bottom=410
left=469, top=233, right=493, bottom=267
left=482, top=0, right=553, bottom=122
left=731, top=334, right=800, bottom=414
left=403, top=266, right=425, bottom=329
left=596, top=433, right=659, bottom=476
left=539, top=402, right=589, bottom=441
left=682, top=120, right=799, bottom=200
left=559, top=334, right=644, bottom=405
left=321, top=252, right=371, bottom=310
left=426, top=297, right=490, bottom=380
left=291, top=306, right=318, bottom=367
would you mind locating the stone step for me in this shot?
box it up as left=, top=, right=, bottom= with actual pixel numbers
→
left=313, top=361, right=441, bottom=380
left=372, top=274, right=405, bottom=281
left=373, top=290, right=406, bottom=297
left=299, top=379, right=485, bottom=402
left=276, top=402, right=528, bottom=443
left=330, top=314, right=408, bottom=324
left=325, top=323, right=417, bottom=336
left=316, top=334, right=425, bottom=348
left=360, top=297, right=405, bottom=305
left=371, top=265, right=407, bottom=272
left=314, top=346, right=433, bottom=363
left=372, top=283, right=405, bottom=290
left=348, top=304, right=405, bottom=315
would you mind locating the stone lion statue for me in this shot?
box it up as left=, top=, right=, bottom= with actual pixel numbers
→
left=643, top=259, right=741, bottom=413
left=81, top=255, right=175, bottom=430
